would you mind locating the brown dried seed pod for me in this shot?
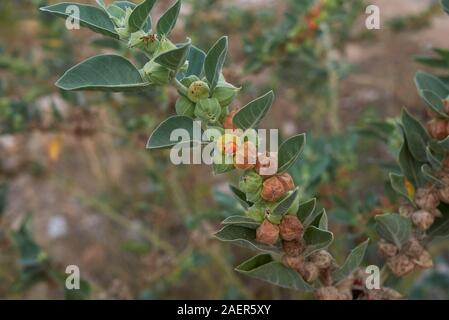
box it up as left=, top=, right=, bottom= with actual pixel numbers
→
left=277, top=172, right=295, bottom=191
left=363, top=288, right=403, bottom=300
left=386, top=254, right=415, bottom=277
left=261, top=176, right=287, bottom=202
left=414, top=186, right=440, bottom=211
left=426, top=119, right=448, bottom=140
left=255, top=153, right=278, bottom=177
left=310, top=250, right=333, bottom=269
left=377, top=239, right=398, bottom=258
left=279, top=215, right=303, bottom=241
left=315, top=286, right=345, bottom=300
left=403, top=238, right=424, bottom=258
left=411, top=210, right=435, bottom=231
left=282, top=238, right=305, bottom=257
left=437, top=186, right=449, bottom=203
left=298, top=262, right=320, bottom=283
left=255, top=219, right=279, bottom=245
left=282, top=254, right=305, bottom=270
left=234, top=141, right=257, bottom=170
left=413, top=250, right=433, bottom=269
left=398, top=204, right=415, bottom=219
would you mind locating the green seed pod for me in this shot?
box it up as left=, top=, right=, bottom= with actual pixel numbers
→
left=142, top=60, right=171, bottom=85
left=188, top=81, right=210, bottom=103
left=128, top=30, right=146, bottom=48
left=156, top=37, right=177, bottom=55
left=194, top=98, right=221, bottom=123
left=213, top=82, right=241, bottom=107
left=181, top=75, right=200, bottom=88
left=239, top=171, right=263, bottom=195
left=175, top=96, right=196, bottom=118
left=246, top=203, right=266, bottom=222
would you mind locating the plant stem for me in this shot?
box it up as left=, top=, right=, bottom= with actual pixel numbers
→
left=172, top=77, right=188, bottom=96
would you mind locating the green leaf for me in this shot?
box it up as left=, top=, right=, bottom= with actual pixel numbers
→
left=147, top=115, right=201, bottom=149
left=428, top=206, right=449, bottom=240
left=303, top=226, right=334, bottom=257
left=214, top=225, right=282, bottom=254
left=229, top=185, right=253, bottom=209
left=375, top=213, right=411, bottom=248
left=416, top=71, right=449, bottom=98
left=221, top=216, right=259, bottom=229
left=420, top=90, right=449, bottom=119
left=426, top=146, right=443, bottom=170
left=204, top=36, right=228, bottom=92
left=422, top=164, right=446, bottom=187
left=156, top=0, right=181, bottom=36
left=56, top=55, right=149, bottom=91
left=154, top=38, right=191, bottom=71
left=128, top=0, right=156, bottom=32
left=235, top=254, right=314, bottom=292
left=278, top=133, right=306, bottom=173
left=40, top=3, right=118, bottom=39
left=232, top=91, right=275, bottom=130
left=318, top=210, right=328, bottom=230
left=332, top=239, right=370, bottom=284
left=186, top=45, right=206, bottom=77
left=96, top=0, right=107, bottom=10
left=442, top=0, right=449, bottom=15
left=401, top=108, right=429, bottom=162
left=389, top=173, right=413, bottom=202
left=297, top=198, right=316, bottom=223
left=272, top=188, right=299, bottom=216
left=398, top=133, right=424, bottom=188
left=415, top=56, right=448, bottom=69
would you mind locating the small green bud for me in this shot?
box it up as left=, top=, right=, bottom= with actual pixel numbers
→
left=239, top=171, right=263, bottom=195
left=142, top=60, right=171, bottom=85
left=188, top=81, right=210, bottom=103
left=128, top=30, right=147, bottom=48
left=213, top=82, right=240, bottom=107
left=194, top=98, right=221, bottom=123
left=246, top=203, right=266, bottom=222
left=181, top=75, right=200, bottom=88
left=175, top=96, right=195, bottom=118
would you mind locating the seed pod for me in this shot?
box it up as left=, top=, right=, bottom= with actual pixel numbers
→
left=142, top=61, right=171, bottom=85
left=128, top=30, right=147, bottom=48
left=438, top=186, right=449, bottom=203
left=414, top=186, right=440, bottom=210
left=195, top=98, right=221, bottom=124
left=426, top=119, right=448, bottom=140
left=181, top=75, right=200, bottom=88
left=282, top=238, right=305, bottom=256
left=239, top=171, right=263, bottom=195
left=175, top=96, right=195, bottom=118
left=246, top=203, right=265, bottom=222
left=364, top=288, right=403, bottom=300
left=336, top=277, right=354, bottom=300
left=282, top=254, right=305, bottom=270
left=188, top=81, right=210, bottom=103
left=298, top=262, right=320, bottom=283
left=277, top=172, right=295, bottom=191
left=387, top=254, right=415, bottom=277
left=444, top=98, right=449, bottom=114
left=255, top=153, right=278, bottom=177
left=377, top=239, right=398, bottom=258
left=223, top=110, right=238, bottom=131
left=310, top=250, right=333, bottom=269
left=156, top=36, right=177, bottom=54
left=398, top=204, right=415, bottom=219
left=412, top=250, right=433, bottom=269
left=403, top=238, right=424, bottom=258
left=234, top=141, right=257, bottom=170
left=315, top=286, right=344, bottom=300
left=212, top=83, right=240, bottom=107
left=279, top=215, right=303, bottom=241
left=411, top=210, right=435, bottom=231
left=261, top=173, right=295, bottom=202
left=256, top=219, right=279, bottom=245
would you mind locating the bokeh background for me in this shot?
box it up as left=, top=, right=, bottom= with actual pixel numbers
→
left=1, top=0, right=449, bottom=299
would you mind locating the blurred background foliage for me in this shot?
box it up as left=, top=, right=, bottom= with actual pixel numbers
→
left=1, top=0, right=449, bottom=299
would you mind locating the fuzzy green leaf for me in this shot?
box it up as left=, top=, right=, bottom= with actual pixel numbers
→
left=40, top=3, right=119, bottom=38
left=420, top=90, right=449, bottom=119
left=303, top=226, right=334, bottom=257
left=154, top=38, right=191, bottom=71
left=332, top=239, right=370, bottom=284
left=232, top=91, right=275, bottom=130
left=128, top=0, right=156, bottom=32
left=422, top=164, right=446, bottom=187
left=442, top=0, right=449, bottom=15
left=389, top=173, right=413, bottom=202
left=56, top=55, right=149, bottom=91
left=272, top=188, right=299, bottom=216
left=221, top=216, right=259, bottom=229
left=401, top=108, right=429, bottom=162
left=398, top=134, right=425, bottom=188
left=204, top=36, right=228, bottom=92
left=297, top=198, right=316, bottom=223
left=185, top=45, right=206, bottom=77
left=235, top=254, right=314, bottom=291
left=375, top=213, right=411, bottom=248
left=229, top=185, right=253, bottom=209
left=156, top=0, right=181, bottom=36
left=426, top=146, right=443, bottom=170
left=278, top=133, right=306, bottom=173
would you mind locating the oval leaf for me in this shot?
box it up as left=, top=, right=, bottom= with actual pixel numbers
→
left=56, top=54, right=149, bottom=91
left=278, top=133, right=306, bottom=173
left=442, top=0, right=449, bottom=15
left=229, top=185, right=253, bottom=209
left=156, top=0, right=181, bottom=36
left=272, top=188, right=299, bottom=216
left=204, top=36, right=228, bottom=92
left=332, top=239, right=370, bottom=284
left=214, top=225, right=281, bottom=254
left=235, top=254, right=314, bottom=292
left=389, top=173, right=413, bottom=202
left=147, top=116, right=202, bottom=150
left=375, top=213, right=411, bottom=248
left=303, top=226, right=334, bottom=257
left=401, top=108, right=429, bottom=162
left=128, top=0, right=156, bottom=32
left=416, top=71, right=449, bottom=98
left=297, top=198, right=316, bottom=223
left=420, top=90, right=449, bottom=119
left=40, top=3, right=118, bottom=39
left=221, top=216, right=259, bottom=229
left=154, top=38, right=191, bottom=71
left=398, top=133, right=425, bottom=188
left=185, top=45, right=206, bottom=77
left=422, top=164, right=446, bottom=187
left=232, top=91, right=274, bottom=130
